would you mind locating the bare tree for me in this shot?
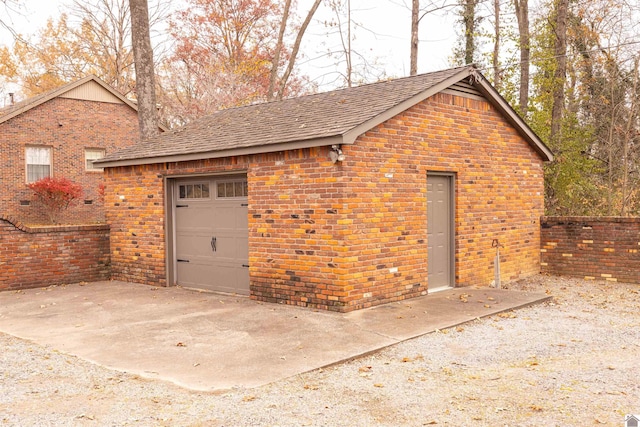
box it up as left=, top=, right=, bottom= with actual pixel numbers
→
left=268, top=0, right=292, bottom=100
left=513, top=0, right=529, bottom=114
left=411, top=0, right=419, bottom=75
left=410, top=0, right=457, bottom=76
left=550, top=0, right=568, bottom=143
left=460, top=0, right=480, bottom=65
left=491, top=0, right=500, bottom=88
left=129, top=0, right=159, bottom=140
left=268, top=0, right=322, bottom=101
left=0, top=0, right=24, bottom=37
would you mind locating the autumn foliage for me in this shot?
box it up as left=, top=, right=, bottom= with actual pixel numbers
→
left=160, top=0, right=309, bottom=125
left=28, top=177, right=83, bottom=224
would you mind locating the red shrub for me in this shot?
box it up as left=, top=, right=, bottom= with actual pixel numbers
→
left=28, top=177, right=83, bottom=224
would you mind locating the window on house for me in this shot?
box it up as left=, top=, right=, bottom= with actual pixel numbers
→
left=85, top=148, right=106, bottom=171
left=26, top=146, right=52, bottom=183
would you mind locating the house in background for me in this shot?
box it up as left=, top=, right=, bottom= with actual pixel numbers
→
left=0, top=75, right=146, bottom=225
left=98, top=65, right=553, bottom=312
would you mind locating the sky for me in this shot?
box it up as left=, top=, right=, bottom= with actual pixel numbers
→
left=0, top=0, right=459, bottom=94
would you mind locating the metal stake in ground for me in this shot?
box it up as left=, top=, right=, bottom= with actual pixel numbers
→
left=492, top=239, right=504, bottom=288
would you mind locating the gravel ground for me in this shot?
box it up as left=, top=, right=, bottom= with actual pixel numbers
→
left=1, top=275, right=639, bottom=426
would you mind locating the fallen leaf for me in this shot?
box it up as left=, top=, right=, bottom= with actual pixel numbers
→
left=456, top=327, right=465, bottom=333
left=303, top=384, right=319, bottom=390
left=242, top=395, right=256, bottom=402
left=529, top=405, right=543, bottom=412
left=373, top=383, right=384, bottom=388
left=402, top=357, right=413, bottom=363
left=487, top=297, right=495, bottom=301
left=76, top=414, right=95, bottom=420
left=498, top=311, right=516, bottom=318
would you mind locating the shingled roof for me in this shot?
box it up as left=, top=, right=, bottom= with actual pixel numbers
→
left=98, top=65, right=553, bottom=167
left=0, top=75, right=141, bottom=125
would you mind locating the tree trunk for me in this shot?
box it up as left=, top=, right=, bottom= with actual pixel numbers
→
left=620, top=58, right=639, bottom=216
left=268, top=0, right=292, bottom=101
left=550, top=0, right=568, bottom=144
left=410, top=0, right=419, bottom=75
left=513, top=0, right=530, bottom=115
left=461, top=0, right=477, bottom=65
left=276, top=0, right=322, bottom=100
left=346, top=0, right=352, bottom=87
left=129, top=0, right=159, bottom=140
left=492, top=0, right=500, bottom=89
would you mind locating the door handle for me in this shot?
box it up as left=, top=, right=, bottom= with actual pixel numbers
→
left=211, top=237, right=217, bottom=252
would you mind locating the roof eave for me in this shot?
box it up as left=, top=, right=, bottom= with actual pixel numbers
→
left=97, top=135, right=345, bottom=168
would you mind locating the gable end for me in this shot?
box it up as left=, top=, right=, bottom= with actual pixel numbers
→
left=60, top=80, right=124, bottom=104
left=441, top=79, right=484, bottom=101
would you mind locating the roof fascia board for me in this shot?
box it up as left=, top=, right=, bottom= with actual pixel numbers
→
left=342, top=68, right=474, bottom=144
left=471, top=72, right=554, bottom=161
left=97, top=135, right=344, bottom=168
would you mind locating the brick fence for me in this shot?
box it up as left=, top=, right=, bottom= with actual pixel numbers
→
left=540, top=216, right=640, bottom=283
left=0, top=215, right=110, bottom=291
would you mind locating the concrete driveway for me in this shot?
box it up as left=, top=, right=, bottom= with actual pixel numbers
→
left=0, top=281, right=550, bottom=391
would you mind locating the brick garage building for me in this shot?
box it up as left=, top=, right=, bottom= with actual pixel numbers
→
left=99, top=66, right=553, bottom=312
left=0, top=76, right=144, bottom=224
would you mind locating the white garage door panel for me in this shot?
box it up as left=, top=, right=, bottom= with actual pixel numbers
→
left=174, top=176, right=249, bottom=295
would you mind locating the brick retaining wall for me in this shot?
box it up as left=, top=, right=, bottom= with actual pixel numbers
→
left=0, top=216, right=110, bottom=291
left=540, top=216, right=640, bottom=283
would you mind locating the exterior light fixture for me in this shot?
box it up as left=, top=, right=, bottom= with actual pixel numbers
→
left=329, top=145, right=346, bottom=163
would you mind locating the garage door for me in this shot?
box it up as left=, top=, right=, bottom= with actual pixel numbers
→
left=174, top=176, right=249, bottom=295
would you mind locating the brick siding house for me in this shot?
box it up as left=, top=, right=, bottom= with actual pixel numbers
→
left=98, top=65, right=553, bottom=312
left=0, top=75, right=144, bottom=225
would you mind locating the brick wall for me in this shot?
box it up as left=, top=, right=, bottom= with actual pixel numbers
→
left=104, top=91, right=545, bottom=312
left=334, top=92, right=544, bottom=309
left=0, top=97, right=139, bottom=225
left=104, top=163, right=168, bottom=286
left=541, top=216, right=640, bottom=283
left=0, top=216, right=110, bottom=291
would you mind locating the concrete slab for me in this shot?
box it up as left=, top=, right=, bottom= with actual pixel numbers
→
left=0, top=281, right=550, bottom=391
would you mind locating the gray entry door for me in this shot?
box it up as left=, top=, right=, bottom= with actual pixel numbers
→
left=175, top=176, right=249, bottom=295
left=427, top=174, right=453, bottom=291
